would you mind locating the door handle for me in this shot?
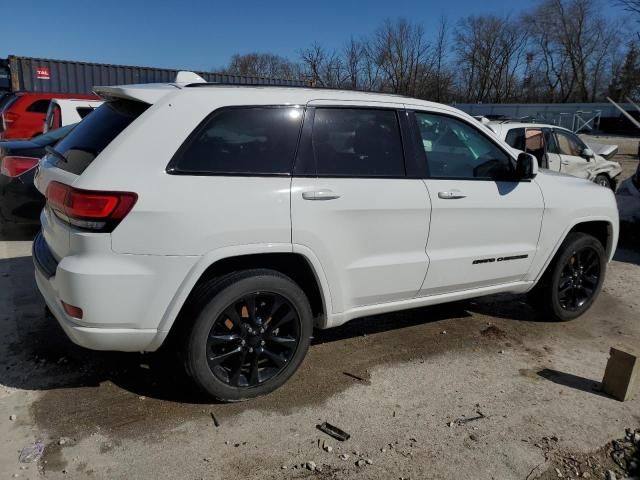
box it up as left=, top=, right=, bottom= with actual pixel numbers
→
left=302, top=190, right=341, bottom=201
left=561, top=160, right=570, bottom=165
left=438, top=190, right=467, bottom=199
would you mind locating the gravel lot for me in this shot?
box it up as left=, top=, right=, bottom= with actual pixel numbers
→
left=1, top=147, right=638, bottom=480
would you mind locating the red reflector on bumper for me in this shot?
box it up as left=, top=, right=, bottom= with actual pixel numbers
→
left=61, top=301, right=83, bottom=319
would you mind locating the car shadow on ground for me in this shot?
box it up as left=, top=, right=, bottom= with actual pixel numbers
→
left=0, top=225, right=39, bottom=242
left=0, top=251, right=601, bottom=405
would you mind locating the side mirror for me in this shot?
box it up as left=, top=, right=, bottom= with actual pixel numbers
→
left=516, top=152, right=538, bottom=180
left=582, top=147, right=595, bottom=160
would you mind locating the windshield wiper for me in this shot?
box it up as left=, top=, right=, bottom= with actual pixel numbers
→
left=45, top=146, right=67, bottom=164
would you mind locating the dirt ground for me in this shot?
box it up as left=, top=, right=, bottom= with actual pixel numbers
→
left=1, top=148, right=639, bottom=480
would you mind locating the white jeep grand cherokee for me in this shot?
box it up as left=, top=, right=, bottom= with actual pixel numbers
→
left=33, top=74, right=619, bottom=401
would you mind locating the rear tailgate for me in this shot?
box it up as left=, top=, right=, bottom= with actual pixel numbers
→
left=35, top=99, right=149, bottom=260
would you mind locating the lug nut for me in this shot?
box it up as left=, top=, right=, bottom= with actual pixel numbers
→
left=260, top=340, right=265, bottom=346
left=240, top=339, right=246, bottom=346
left=248, top=347, right=253, bottom=353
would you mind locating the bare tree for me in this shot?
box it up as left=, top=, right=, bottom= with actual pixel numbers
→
left=617, top=0, right=640, bottom=16
left=218, top=0, right=622, bottom=103
left=222, top=53, right=300, bottom=80
left=432, top=17, right=449, bottom=102
left=609, top=41, right=640, bottom=100
left=525, top=0, right=622, bottom=102
left=455, top=15, right=529, bottom=102
left=299, top=42, right=348, bottom=87
left=370, top=18, right=431, bottom=96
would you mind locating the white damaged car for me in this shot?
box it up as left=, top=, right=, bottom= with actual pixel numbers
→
left=490, top=122, right=622, bottom=190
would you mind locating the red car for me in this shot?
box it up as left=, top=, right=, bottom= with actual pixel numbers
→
left=0, top=92, right=98, bottom=140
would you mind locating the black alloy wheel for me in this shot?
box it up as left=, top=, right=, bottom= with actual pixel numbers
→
left=528, top=232, right=606, bottom=322
left=185, top=269, right=313, bottom=401
left=206, top=292, right=301, bottom=387
left=557, top=246, right=601, bottom=312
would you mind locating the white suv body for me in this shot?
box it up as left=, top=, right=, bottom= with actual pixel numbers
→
left=33, top=77, right=619, bottom=400
left=489, top=122, right=622, bottom=189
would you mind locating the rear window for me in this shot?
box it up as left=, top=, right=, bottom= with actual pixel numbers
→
left=312, top=108, right=404, bottom=177
left=26, top=99, right=51, bottom=113
left=51, top=100, right=148, bottom=175
left=169, top=106, right=304, bottom=175
left=76, top=107, right=95, bottom=119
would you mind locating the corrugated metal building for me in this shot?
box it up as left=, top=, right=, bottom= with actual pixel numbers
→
left=4, top=55, right=308, bottom=94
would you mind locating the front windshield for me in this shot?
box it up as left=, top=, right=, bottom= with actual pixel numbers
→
left=31, top=123, right=78, bottom=146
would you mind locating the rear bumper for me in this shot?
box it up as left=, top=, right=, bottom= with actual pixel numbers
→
left=32, top=231, right=198, bottom=352
left=36, top=267, right=158, bottom=351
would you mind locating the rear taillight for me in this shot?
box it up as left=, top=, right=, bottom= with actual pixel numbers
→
left=0, top=156, right=39, bottom=177
left=46, top=181, right=138, bottom=232
left=2, top=111, right=19, bottom=129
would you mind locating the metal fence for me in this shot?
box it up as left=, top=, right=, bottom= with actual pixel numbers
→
left=453, top=102, right=634, bottom=132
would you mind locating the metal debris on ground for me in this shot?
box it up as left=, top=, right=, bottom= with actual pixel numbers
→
left=317, top=421, right=350, bottom=441
left=343, top=371, right=365, bottom=382
left=449, top=410, right=487, bottom=427
left=210, top=412, right=220, bottom=427
left=18, top=440, right=45, bottom=463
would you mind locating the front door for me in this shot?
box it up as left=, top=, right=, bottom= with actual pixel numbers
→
left=554, top=129, right=591, bottom=179
left=408, top=109, right=544, bottom=295
left=291, top=104, right=431, bottom=314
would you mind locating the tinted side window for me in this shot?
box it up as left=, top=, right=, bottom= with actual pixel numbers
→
left=26, top=99, right=51, bottom=113
left=312, top=108, right=404, bottom=177
left=52, top=100, right=149, bottom=175
left=505, top=128, right=525, bottom=151
left=415, top=112, right=513, bottom=179
left=172, top=107, right=303, bottom=175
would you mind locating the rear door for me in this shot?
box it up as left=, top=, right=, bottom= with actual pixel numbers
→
left=35, top=100, right=149, bottom=259
left=291, top=102, right=431, bottom=314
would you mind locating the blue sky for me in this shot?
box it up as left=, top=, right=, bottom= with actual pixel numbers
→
left=0, top=0, right=627, bottom=72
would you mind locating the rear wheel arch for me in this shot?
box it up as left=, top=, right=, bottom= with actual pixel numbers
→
left=161, top=252, right=328, bottom=351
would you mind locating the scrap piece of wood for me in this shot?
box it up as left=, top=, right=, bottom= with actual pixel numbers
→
left=602, top=347, right=639, bottom=401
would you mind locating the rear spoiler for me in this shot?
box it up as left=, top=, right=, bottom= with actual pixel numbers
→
left=93, top=71, right=207, bottom=104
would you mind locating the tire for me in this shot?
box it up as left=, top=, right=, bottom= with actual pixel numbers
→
left=185, top=269, right=313, bottom=402
left=528, top=232, right=606, bottom=321
left=594, top=174, right=611, bottom=189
